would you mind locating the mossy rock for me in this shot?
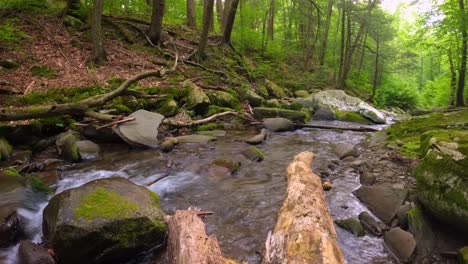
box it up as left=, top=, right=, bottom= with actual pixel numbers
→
left=420, top=130, right=468, bottom=165
left=253, top=107, right=310, bottom=124
left=263, top=99, right=280, bottom=108
left=294, top=90, right=309, bottom=98
left=256, top=85, right=269, bottom=98
left=0, top=137, right=13, bottom=161
left=211, top=158, right=241, bottom=173
left=206, top=105, right=234, bottom=116
left=197, top=123, right=223, bottom=131
left=208, top=91, right=241, bottom=110
left=265, top=79, right=286, bottom=98
left=42, top=177, right=166, bottom=264
left=335, top=218, right=365, bottom=237
left=244, top=89, right=263, bottom=107
left=240, top=146, right=264, bottom=162
left=155, top=98, right=178, bottom=117
left=184, top=80, right=210, bottom=115
left=55, top=131, right=81, bottom=163
left=334, top=109, right=373, bottom=125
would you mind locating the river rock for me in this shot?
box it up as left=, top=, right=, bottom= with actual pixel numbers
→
left=313, top=105, right=335, bottom=120
left=155, top=98, right=178, bottom=117
left=115, top=110, right=164, bottom=148
left=240, top=146, right=264, bottom=162
left=294, top=90, right=309, bottom=98
left=75, top=140, right=100, bottom=160
left=0, top=212, right=23, bottom=248
left=265, top=79, right=286, bottom=98
left=397, top=203, right=413, bottom=229
left=415, top=130, right=468, bottom=232
left=335, top=218, right=365, bottom=237
left=160, top=137, right=179, bottom=152
left=18, top=240, right=55, bottom=264
left=313, top=90, right=386, bottom=124
left=208, top=91, right=241, bottom=109
left=244, top=89, right=263, bottom=107
left=176, top=134, right=217, bottom=143
left=42, top=177, right=166, bottom=264
left=360, top=171, right=376, bottom=186
left=354, top=186, right=408, bottom=224
left=210, top=158, right=240, bottom=176
left=384, top=227, right=416, bottom=262
left=245, top=128, right=269, bottom=145
left=184, top=80, right=210, bottom=115
left=0, top=137, right=13, bottom=161
left=334, top=143, right=359, bottom=159
left=55, top=131, right=81, bottom=163
left=263, top=118, right=295, bottom=132
left=253, top=107, right=309, bottom=123
left=358, top=211, right=385, bottom=236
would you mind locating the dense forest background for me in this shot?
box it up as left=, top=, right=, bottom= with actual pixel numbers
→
left=0, top=0, right=467, bottom=111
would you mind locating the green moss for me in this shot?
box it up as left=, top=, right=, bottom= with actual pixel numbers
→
left=147, top=190, right=160, bottom=207
left=207, top=105, right=233, bottom=116
left=31, top=65, right=57, bottom=78
left=212, top=158, right=241, bottom=173
left=4, top=168, right=20, bottom=177
left=197, top=123, right=223, bottom=131
left=400, top=141, right=420, bottom=158
left=250, top=146, right=264, bottom=161
left=253, top=107, right=310, bottom=123
left=334, top=110, right=373, bottom=125
left=30, top=176, right=51, bottom=194
left=406, top=207, right=423, bottom=230
left=31, top=116, right=76, bottom=130
left=154, top=98, right=178, bottom=117
left=75, top=187, right=139, bottom=221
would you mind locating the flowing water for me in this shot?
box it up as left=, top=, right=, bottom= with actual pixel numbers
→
left=1, top=121, right=393, bottom=263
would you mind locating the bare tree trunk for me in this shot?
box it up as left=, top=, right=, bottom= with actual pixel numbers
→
left=221, top=0, right=240, bottom=46
left=267, top=0, right=275, bottom=40
left=371, top=41, right=380, bottom=101
left=91, top=0, right=106, bottom=64
left=457, top=0, right=467, bottom=106
left=194, top=0, right=214, bottom=61
left=263, top=152, right=345, bottom=264
left=358, top=30, right=368, bottom=73
left=166, top=210, right=237, bottom=264
left=187, top=0, right=197, bottom=28
left=221, top=0, right=231, bottom=31
left=215, top=0, right=223, bottom=32
left=448, top=49, right=457, bottom=106
left=337, top=0, right=346, bottom=89
left=319, top=0, right=333, bottom=66
left=148, top=0, right=165, bottom=45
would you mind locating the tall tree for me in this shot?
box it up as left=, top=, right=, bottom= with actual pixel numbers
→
left=91, top=0, right=106, bottom=64
left=187, top=0, right=197, bottom=28
left=61, top=0, right=81, bottom=17
left=457, top=0, right=467, bottom=106
left=148, top=0, right=165, bottom=46
left=319, top=0, right=334, bottom=66
left=267, top=0, right=275, bottom=40
left=221, top=0, right=240, bottom=46
left=194, top=0, right=215, bottom=60
left=215, top=0, right=224, bottom=32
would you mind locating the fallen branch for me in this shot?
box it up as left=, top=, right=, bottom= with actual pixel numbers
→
left=145, top=173, right=170, bottom=186
left=297, top=123, right=380, bottom=132
left=166, top=209, right=237, bottom=264
left=0, top=70, right=166, bottom=122
left=163, top=111, right=252, bottom=127
left=263, top=152, right=345, bottom=264
left=96, top=117, right=135, bottom=130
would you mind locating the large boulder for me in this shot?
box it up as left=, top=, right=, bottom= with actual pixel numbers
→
left=55, top=131, right=81, bottom=163
left=208, top=91, right=241, bottom=109
left=42, top=177, right=166, bottom=264
left=358, top=211, right=386, bottom=236
left=334, top=143, right=359, bottom=159
left=18, top=240, right=55, bottom=264
left=244, top=89, right=263, bottom=107
left=253, top=107, right=309, bottom=123
left=184, top=80, right=210, bottom=115
left=75, top=140, right=100, bottom=160
left=415, top=130, right=468, bottom=233
left=354, top=186, right=408, bottom=224
left=384, top=227, right=416, bottom=262
left=265, top=79, right=286, bottom=98
left=263, top=118, right=295, bottom=132
left=313, top=90, right=386, bottom=124
left=313, top=105, right=335, bottom=121
left=0, top=137, right=13, bottom=161
left=115, top=110, right=164, bottom=148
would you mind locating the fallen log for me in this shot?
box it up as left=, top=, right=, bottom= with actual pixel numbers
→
left=166, top=209, right=237, bottom=264
left=297, top=123, right=380, bottom=132
left=263, top=152, right=345, bottom=264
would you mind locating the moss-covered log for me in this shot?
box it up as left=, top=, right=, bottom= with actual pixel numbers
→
left=166, top=209, right=237, bottom=264
left=263, top=152, right=345, bottom=264
left=0, top=70, right=165, bottom=122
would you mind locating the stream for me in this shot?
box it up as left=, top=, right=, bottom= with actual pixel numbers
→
left=1, top=120, right=393, bottom=263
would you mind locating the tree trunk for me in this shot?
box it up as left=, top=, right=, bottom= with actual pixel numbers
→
left=215, top=0, right=223, bottom=32
left=457, top=0, right=467, bottom=106
left=319, top=0, right=333, bottom=66
left=221, top=0, right=231, bottom=31
left=91, top=0, right=106, bottom=64
left=194, top=0, right=214, bottom=61
left=337, top=0, right=346, bottom=89
left=148, top=0, right=165, bottom=46
left=221, top=0, right=240, bottom=46
left=61, top=0, right=81, bottom=17
left=263, top=152, right=345, bottom=264
left=166, top=210, right=237, bottom=264
left=448, top=49, right=457, bottom=106
left=267, top=0, right=275, bottom=40
left=187, top=0, right=197, bottom=28
left=371, top=41, right=380, bottom=101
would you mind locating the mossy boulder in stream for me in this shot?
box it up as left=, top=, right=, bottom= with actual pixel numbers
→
left=42, top=177, right=166, bottom=264
left=55, top=131, right=81, bottom=163
left=265, top=79, right=286, bottom=98
left=155, top=97, right=179, bottom=117
left=208, top=91, right=241, bottom=109
left=253, top=107, right=310, bottom=123
left=414, top=129, right=468, bottom=233
left=184, top=80, right=210, bottom=115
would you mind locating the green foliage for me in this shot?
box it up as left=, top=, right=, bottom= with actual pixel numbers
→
left=4, top=168, right=20, bottom=177
left=75, top=187, right=139, bottom=221
left=197, top=123, right=223, bottom=131
left=420, top=76, right=452, bottom=109
left=30, top=176, right=51, bottom=194
left=334, top=110, right=373, bottom=125
left=0, top=19, right=29, bottom=45
left=374, top=77, right=420, bottom=110
left=0, top=0, right=49, bottom=13
left=31, top=65, right=57, bottom=78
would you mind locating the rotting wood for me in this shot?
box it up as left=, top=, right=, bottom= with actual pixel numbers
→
left=166, top=209, right=238, bottom=264
left=263, top=151, right=345, bottom=264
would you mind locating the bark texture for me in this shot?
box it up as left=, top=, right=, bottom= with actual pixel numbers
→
left=194, top=0, right=215, bottom=60
left=187, top=0, right=197, bottom=28
left=166, top=210, right=237, bottom=264
left=91, top=0, right=106, bottom=63
left=263, top=152, right=345, bottom=264
left=221, top=0, right=240, bottom=46
left=148, top=0, right=165, bottom=45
